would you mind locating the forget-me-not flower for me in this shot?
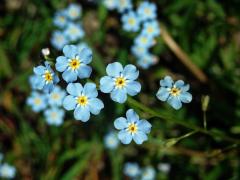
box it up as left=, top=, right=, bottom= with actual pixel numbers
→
left=33, top=62, right=59, bottom=93
left=158, top=163, right=171, bottom=173
left=117, top=0, right=132, bottom=13
left=124, top=162, right=141, bottom=178
left=141, top=166, right=156, bottom=180
left=104, top=131, right=119, bottom=150
left=137, top=53, right=157, bottom=69
left=27, top=91, right=47, bottom=112
left=44, top=107, right=65, bottom=126
left=103, top=0, right=118, bottom=10
left=156, top=76, right=192, bottom=110
left=142, top=20, right=160, bottom=38
left=64, top=23, right=84, bottom=42
left=121, top=10, right=140, bottom=32
left=100, top=62, right=141, bottom=103
left=53, top=10, right=68, bottom=28
left=77, top=42, right=90, bottom=52
left=51, top=30, right=68, bottom=50
left=134, top=33, right=155, bottom=48
left=66, top=3, right=82, bottom=20
left=47, top=86, right=66, bottom=107
left=137, top=1, right=157, bottom=21
left=0, top=163, right=16, bottom=179
left=55, top=45, right=92, bottom=83
left=131, top=44, right=148, bottom=58
left=114, top=109, right=151, bottom=144
left=63, top=82, right=104, bottom=122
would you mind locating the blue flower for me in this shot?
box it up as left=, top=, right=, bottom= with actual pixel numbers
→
left=47, top=86, right=66, bottom=107
left=141, top=166, right=156, bottom=180
left=103, top=0, right=118, bottom=10
left=114, top=109, right=151, bottom=144
left=134, top=33, right=155, bottom=48
left=156, top=76, right=192, bottom=110
left=29, top=74, right=39, bottom=90
left=131, top=44, right=148, bottom=58
left=142, top=20, right=160, bottom=38
left=0, top=163, right=16, bottom=179
left=137, top=53, right=157, bottom=69
left=27, top=91, right=47, bottom=112
left=104, top=131, right=119, bottom=150
left=137, top=1, right=157, bottom=21
left=63, top=82, right=104, bottom=122
left=51, top=30, right=68, bottom=50
left=124, top=162, right=141, bottom=178
left=117, top=0, right=132, bottom=13
left=64, top=22, right=84, bottom=42
left=53, top=10, right=67, bottom=28
left=77, top=42, right=90, bottom=52
left=33, top=62, right=59, bottom=93
left=100, top=62, right=141, bottom=103
left=158, top=163, right=171, bottom=173
left=55, top=45, right=92, bottom=83
left=44, top=107, right=65, bottom=126
left=121, top=10, right=140, bottom=32
left=66, top=3, right=82, bottom=20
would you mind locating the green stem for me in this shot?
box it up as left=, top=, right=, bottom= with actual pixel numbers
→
left=203, top=111, right=207, bottom=130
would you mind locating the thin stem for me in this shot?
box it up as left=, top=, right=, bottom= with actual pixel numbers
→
left=203, top=111, right=207, bottom=130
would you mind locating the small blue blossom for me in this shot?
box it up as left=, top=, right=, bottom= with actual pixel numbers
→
left=53, top=10, right=68, bottom=28
left=63, top=82, right=104, bottom=122
left=131, top=44, right=149, bottom=58
left=55, top=45, right=92, bottom=83
left=27, top=91, right=47, bottom=112
left=0, top=163, right=16, bottom=179
left=142, top=20, right=160, bottom=38
left=33, top=62, right=59, bottom=93
left=104, top=131, right=119, bottom=150
left=134, top=33, right=155, bottom=48
left=44, top=107, right=65, bottom=126
left=156, top=76, right=192, bottom=110
left=117, top=0, right=132, bottom=13
left=29, top=74, right=39, bottom=90
left=77, top=42, right=90, bottom=52
left=103, top=0, right=118, bottom=10
left=51, top=30, right=68, bottom=50
left=114, top=109, right=151, bottom=144
left=137, top=1, right=157, bottom=21
left=47, top=86, right=66, bottom=107
left=100, top=62, right=141, bottom=103
left=66, top=3, right=82, bottom=20
left=137, top=53, right=157, bottom=69
left=141, top=166, right=156, bottom=180
left=158, top=163, right=171, bottom=173
left=121, top=11, right=140, bottom=32
left=64, top=22, right=84, bottom=42
left=124, top=162, right=141, bottom=178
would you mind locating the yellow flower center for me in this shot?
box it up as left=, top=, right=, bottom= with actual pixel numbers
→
left=44, top=71, right=53, bottom=83
left=128, top=123, right=138, bottom=134
left=141, top=37, right=147, bottom=44
left=51, top=112, right=57, bottom=119
left=147, top=27, right=154, bottom=33
left=51, top=93, right=60, bottom=100
left=115, top=77, right=126, bottom=89
left=34, top=98, right=41, bottom=105
left=144, top=8, right=151, bottom=15
left=170, top=87, right=181, bottom=96
left=128, top=18, right=135, bottom=25
left=76, top=96, right=88, bottom=106
left=69, top=59, right=80, bottom=70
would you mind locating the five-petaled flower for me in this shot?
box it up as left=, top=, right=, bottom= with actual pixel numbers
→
left=33, top=62, right=59, bottom=93
left=63, top=82, right=104, bottom=122
left=114, top=109, right=151, bottom=144
left=27, top=91, right=47, bottom=112
left=55, top=45, right=92, bottom=83
left=100, top=62, right=141, bottom=103
left=156, top=76, right=192, bottom=110
left=44, top=107, right=65, bottom=126
left=123, top=162, right=141, bottom=178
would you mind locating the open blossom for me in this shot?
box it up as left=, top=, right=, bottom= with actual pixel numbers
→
left=141, top=166, right=156, bottom=180
left=0, top=163, right=16, bottom=179
left=44, top=107, right=65, bottom=126
left=104, top=131, right=119, bottom=150
left=156, top=76, right=192, bottom=110
left=121, top=10, right=140, bottom=32
left=100, top=62, right=141, bottom=103
left=47, top=86, right=66, bottom=107
left=27, top=91, right=47, bottom=112
left=137, top=1, right=157, bottom=21
left=124, top=162, right=141, bottom=178
left=51, top=30, right=69, bottom=50
left=66, top=3, right=82, bottom=20
left=53, top=9, right=68, bottom=28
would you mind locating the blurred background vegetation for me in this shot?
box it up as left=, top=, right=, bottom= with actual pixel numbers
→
left=0, top=0, right=240, bottom=179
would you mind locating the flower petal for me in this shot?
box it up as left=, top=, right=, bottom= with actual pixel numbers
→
left=110, top=88, right=127, bottom=103
left=133, top=131, right=147, bottom=144
left=56, top=56, right=68, bottom=72
left=137, top=120, right=152, bottom=134
left=100, top=76, right=115, bottom=93
left=34, top=66, right=45, bottom=75
left=160, top=76, right=173, bottom=88
left=118, top=130, right=132, bottom=144
left=106, top=62, right=123, bottom=77
left=156, top=87, right=170, bottom=101
left=63, top=44, right=78, bottom=59
left=114, top=117, right=128, bottom=130
left=174, top=80, right=184, bottom=88
left=79, top=48, right=92, bottom=64
left=66, top=83, right=83, bottom=96
left=77, top=65, right=92, bottom=79
left=126, top=81, right=141, bottom=96
left=88, top=98, right=104, bottom=115
left=126, top=109, right=139, bottom=123
left=62, top=69, right=78, bottom=83
left=167, top=96, right=182, bottom=110
left=123, top=64, right=139, bottom=80
left=179, top=92, right=192, bottom=103
left=83, top=82, right=98, bottom=98
left=63, top=95, right=76, bottom=110
left=180, top=84, right=190, bottom=92
left=74, top=106, right=90, bottom=122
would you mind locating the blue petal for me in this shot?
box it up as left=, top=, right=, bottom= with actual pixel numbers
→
left=99, top=76, right=114, bottom=93
left=35, top=76, right=45, bottom=90
left=114, top=117, right=128, bottom=130
left=88, top=98, right=104, bottom=115
left=56, top=56, right=68, bottom=72
left=156, top=87, right=170, bottom=101
left=123, top=64, right=139, bottom=80
left=106, top=62, right=123, bottom=77
left=126, top=81, right=141, bottom=96
left=77, top=65, right=92, bottom=79
left=167, top=96, right=182, bottom=110
left=180, top=84, right=190, bottom=92
left=110, top=88, right=127, bottom=103
left=74, top=106, right=90, bottom=122
left=34, top=66, right=45, bottom=75
left=174, top=80, right=184, bottom=88
left=160, top=76, right=173, bottom=88
left=63, top=44, right=78, bottom=59
left=53, top=74, right=60, bottom=84
left=62, top=69, right=77, bottom=83
left=63, top=95, right=76, bottom=110
left=133, top=131, right=147, bottom=144
left=66, top=83, right=83, bottom=96
left=126, top=109, right=139, bottom=123
left=43, top=83, right=54, bottom=93
left=118, top=130, right=132, bottom=144
left=179, top=92, right=192, bottom=103
left=137, top=120, right=152, bottom=134
left=83, top=82, right=97, bottom=98
left=79, top=48, right=92, bottom=64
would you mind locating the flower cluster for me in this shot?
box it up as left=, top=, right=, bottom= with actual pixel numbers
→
left=0, top=153, right=16, bottom=179
left=103, top=0, right=160, bottom=69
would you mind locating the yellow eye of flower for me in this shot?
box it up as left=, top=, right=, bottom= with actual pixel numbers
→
left=144, top=8, right=151, bottom=15
left=76, top=96, right=88, bottom=106
left=128, top=123, right=138, bottom=134
left=141, top=37, right=147, bottom=43
left=69, top=59, right=80, bottom=70
left=147, top=27, right=153, bottom=33
left=115, top=77, right=126, bottom=89
left=44, top=71, right=53, bottom=83
left=128, top=18, right=135, bottom=25
left=51, top=112, right=57, bottom=119
left=170, top=87, right=181, bottom=96
left=34, top=98, right=41, bottom=105
left=52, top=93, right=59, bottom=100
